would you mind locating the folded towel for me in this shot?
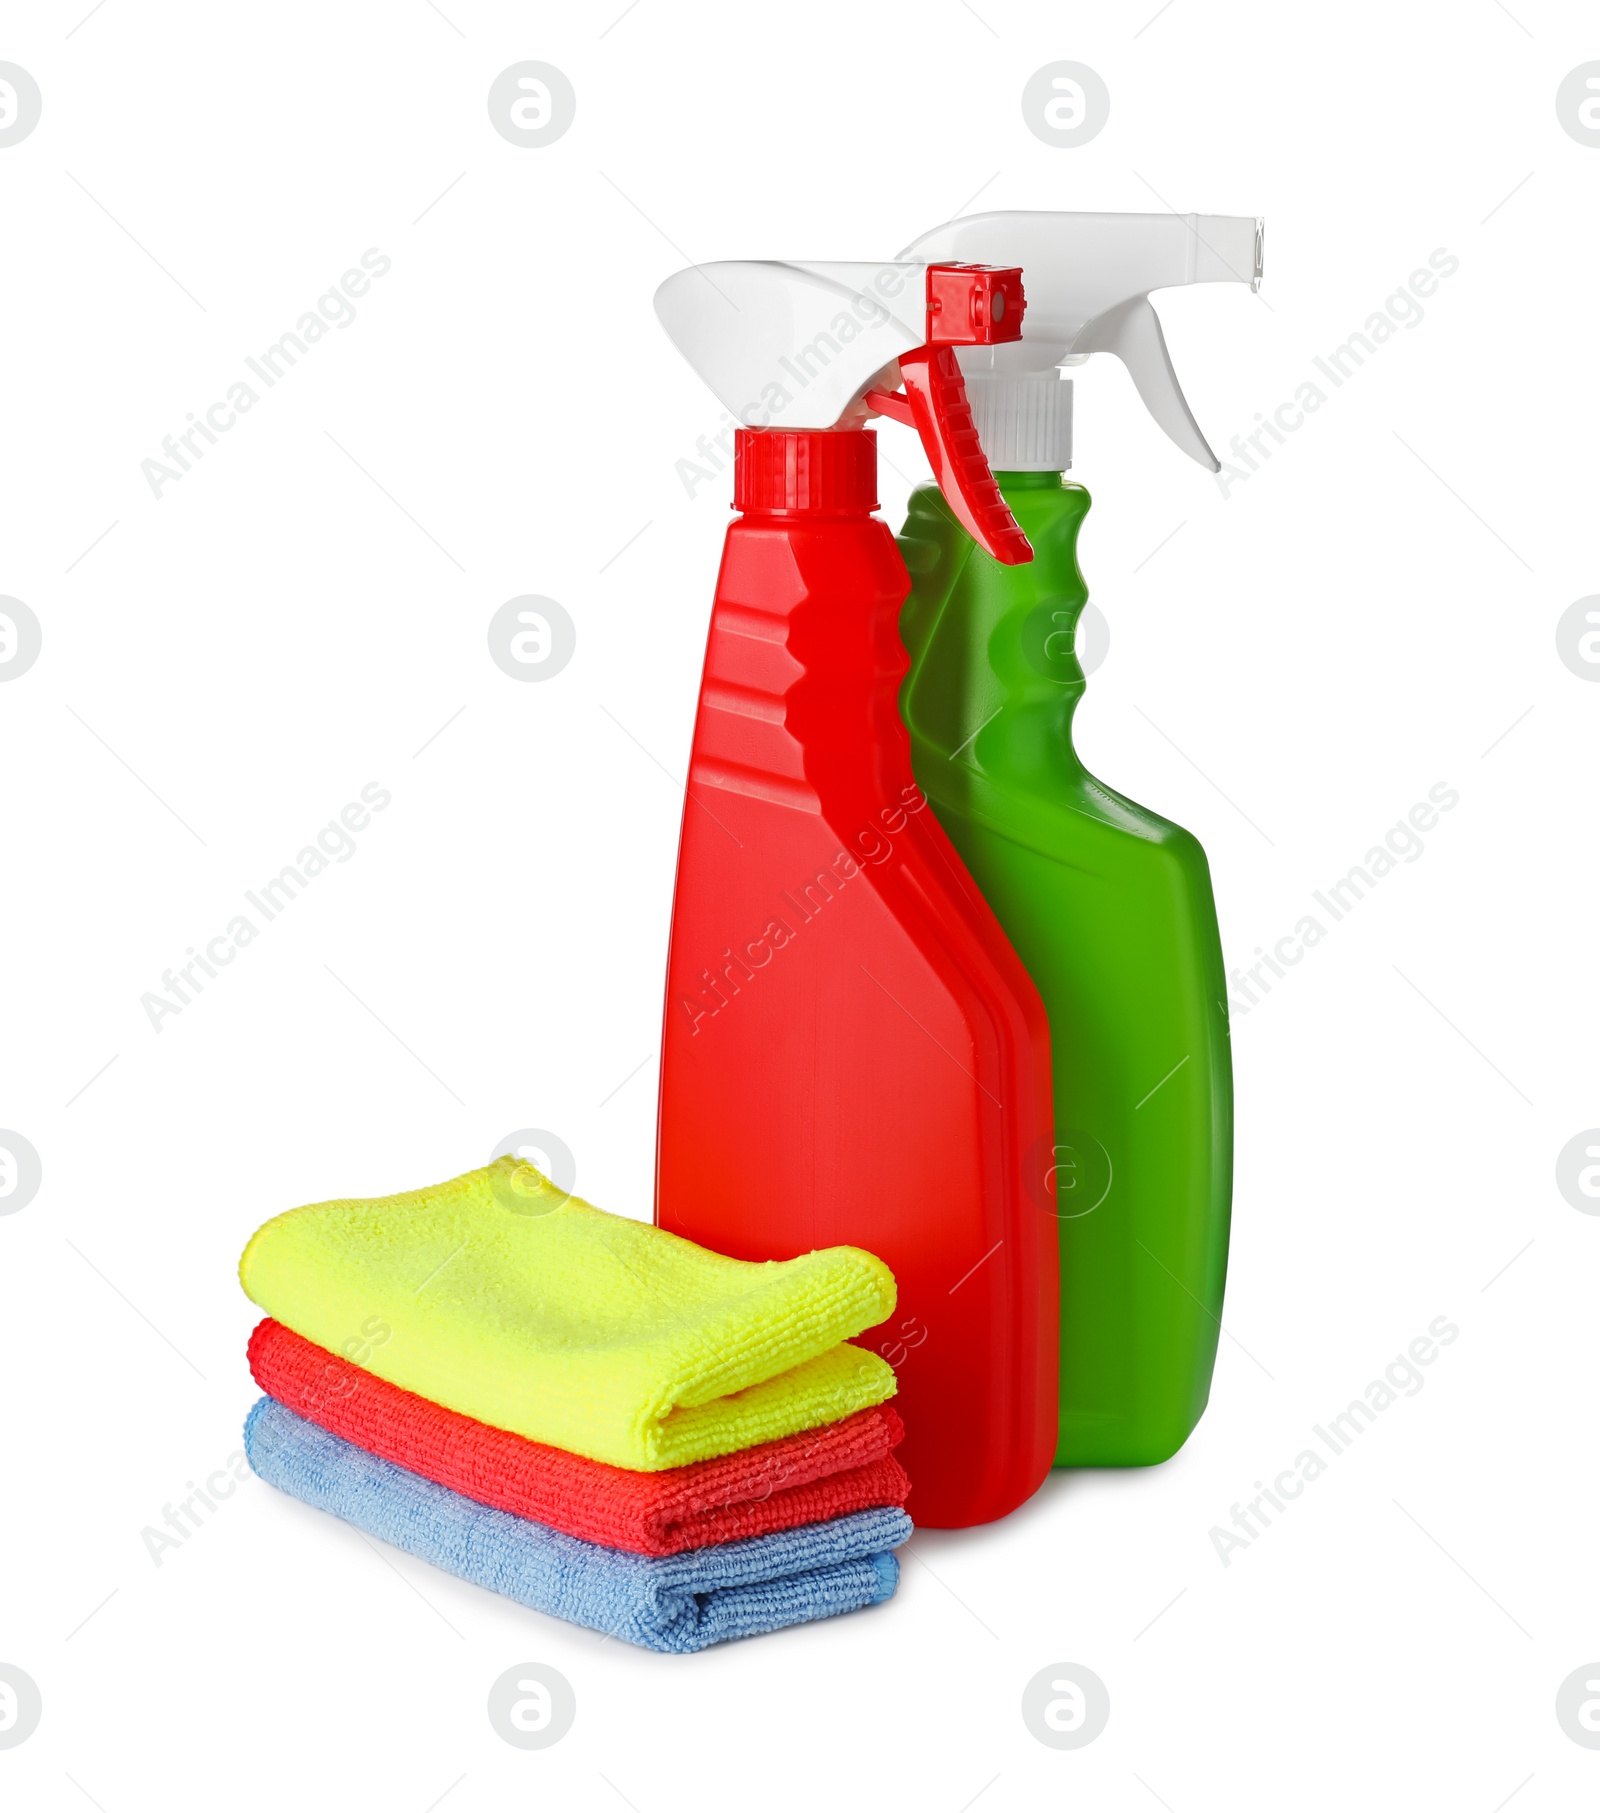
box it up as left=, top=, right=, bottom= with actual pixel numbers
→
left=239, top=1158, right=897, bottom=1470
left=245, top=1397, right=909, bottom=1652
left=249, top=1318, right=910, bottom=1555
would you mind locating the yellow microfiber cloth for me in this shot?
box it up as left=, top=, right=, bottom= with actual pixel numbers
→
left=238, top=1158, right=897, bottom=1471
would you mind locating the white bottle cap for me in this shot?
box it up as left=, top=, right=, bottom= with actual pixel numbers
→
left=963, top=371, right=1073, bottom=471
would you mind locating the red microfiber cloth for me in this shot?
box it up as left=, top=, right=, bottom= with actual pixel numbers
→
left=247, top=1318, right=909, bottom=1556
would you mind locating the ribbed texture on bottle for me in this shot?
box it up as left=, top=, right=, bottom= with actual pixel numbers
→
left=733, top=428, right=878, bottom=515
left=965, top=374, right=1073, bottom=472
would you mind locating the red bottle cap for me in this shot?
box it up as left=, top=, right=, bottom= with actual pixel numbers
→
left=733, top=429, right=878, bottom=516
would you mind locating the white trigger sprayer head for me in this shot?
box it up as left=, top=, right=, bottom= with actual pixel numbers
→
left=654, top=259, right=1035, bottom=562
left=897, top=211, right=1263, bottom=473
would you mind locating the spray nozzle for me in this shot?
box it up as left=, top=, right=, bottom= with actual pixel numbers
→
left=653, top=259, right=1034, bottom=565
left=925, top=262, right=1026, bottom=344
left=898, top=211, right=1264, bottom=473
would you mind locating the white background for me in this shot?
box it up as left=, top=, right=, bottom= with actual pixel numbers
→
left=3, top=0, right=1597, bottom=1806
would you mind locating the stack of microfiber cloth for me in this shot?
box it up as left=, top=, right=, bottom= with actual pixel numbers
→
left=238, top=1156, right=911, bottom=1653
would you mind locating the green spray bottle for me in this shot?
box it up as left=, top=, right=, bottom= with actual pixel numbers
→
left=894, top=211, right=1263, bottom=1465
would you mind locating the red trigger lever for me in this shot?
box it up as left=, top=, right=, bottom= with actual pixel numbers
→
left=866, top=263, right=1033, bottom=567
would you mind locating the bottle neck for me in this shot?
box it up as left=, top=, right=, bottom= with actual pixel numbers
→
left=994, top=469, right=1067, bottom=490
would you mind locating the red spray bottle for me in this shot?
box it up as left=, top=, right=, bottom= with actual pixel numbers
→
left=653, top=259, right=1058, bottom=1528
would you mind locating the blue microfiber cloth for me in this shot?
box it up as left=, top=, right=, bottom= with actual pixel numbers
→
left=245, top=1398, right=909, bottom=1653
